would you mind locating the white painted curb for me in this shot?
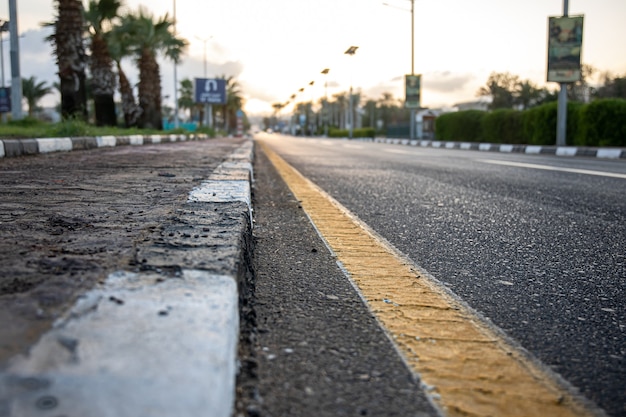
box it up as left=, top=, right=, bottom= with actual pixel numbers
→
left=36, top=138, right=73, bottom=153
left=1, top=270, right=239, bottom=417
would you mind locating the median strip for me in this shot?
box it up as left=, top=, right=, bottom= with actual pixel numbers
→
left=257, top=138, right=603, bottom=417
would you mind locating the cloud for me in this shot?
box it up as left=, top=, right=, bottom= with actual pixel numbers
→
left=424, top=71, right=475, bottom=93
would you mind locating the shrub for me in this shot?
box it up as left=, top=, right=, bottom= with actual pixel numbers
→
left=435, top=110, right=485, bottom=142
left=481, top=109, right=524, bottom=144
left=576, top=99, right=626, bottom=147
left=328, top=127, right=375, bottom=138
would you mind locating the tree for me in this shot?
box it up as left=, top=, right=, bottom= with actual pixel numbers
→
left=219, top=75, right=244, bottom=133
left=22, top=76, right=52, bottom=117
left=108, top=25, right=141, bottom=127
left=594, top=72, right=626, bottom=100
left=515, top=80, right=542, bottom=110
left=84, top=0, right=121, bottom=126
left=477, top=72, right=520, bottom=109
left=178, top=78, right=194, bottom=121
left=118, top=8, right=188, bottom=129
left=50, top=0, right=88, bottom=120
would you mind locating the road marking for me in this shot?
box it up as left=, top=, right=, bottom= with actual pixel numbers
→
left=384, top=148, right=417, bottom=155
left=480, top=159, right=626, bottom=180
left=341, top=143, right=364, bottom=149
left=258, top=138, right=601, bottom=417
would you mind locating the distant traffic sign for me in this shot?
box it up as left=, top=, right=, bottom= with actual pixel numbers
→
left=194, top=78, right=227, bottom=104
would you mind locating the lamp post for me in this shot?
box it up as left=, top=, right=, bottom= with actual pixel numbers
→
left=556, top=0, right=569, bottom=147
left=384, top=1, right=417, bottom=139
left=8, top=0, right=21, bottom=120
left=0, top=20, right=8, bottom=123
left=321, top=68, right=330, bottom=136
left=344, top=46, right=358, bottom=139
left=196, top=35, right=213, bottom=128
left=173, top=0, right=179, bottom=128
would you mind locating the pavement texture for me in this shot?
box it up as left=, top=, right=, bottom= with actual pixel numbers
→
left=0, top=136, right=253, bottom=417
left=235, top=144, right=440, bottom=417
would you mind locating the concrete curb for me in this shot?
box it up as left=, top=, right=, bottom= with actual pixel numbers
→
left=0, top=139, right=255, bottom=417
left=0, top=133, right=210, bottom=158
left=375, top=138, right=626, bottom=159
left=324, top=136, right=626, bottom=159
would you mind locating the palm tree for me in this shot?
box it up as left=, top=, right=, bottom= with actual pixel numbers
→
left=218, top=75, right=244, bottom=133
left=22, top=76, right=52, bottom=117
left=84, top=0, right=121, bottom=126
left=50, top=0, right=88, bottom=120
left=108, top=26, right=141, bottom=127
left=178, top=78, right=200, bottom=123
left=118, top=8, right=188, bottom=129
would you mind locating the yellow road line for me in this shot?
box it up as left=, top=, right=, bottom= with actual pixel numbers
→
left=257, top=139, right=602, bottom=417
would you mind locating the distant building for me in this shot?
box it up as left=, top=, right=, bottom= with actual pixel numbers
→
left=453, top=98, right=490, bottom=112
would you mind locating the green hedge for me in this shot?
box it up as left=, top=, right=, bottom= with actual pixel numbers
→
left=435, top=110, right=485, bottom=142
left=576, top=99, right=626, bottom=147
left=434, top=99, right=626, bottom=147
left=482, top=109, right=524, bottom=144
left=328, top=127, right=376, bottom=138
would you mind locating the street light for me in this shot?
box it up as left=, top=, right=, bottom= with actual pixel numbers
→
left=173, top=0, right=178, bottom=128
left=321, top=68, right=330, bottom=136
left=383, top=0, right=417, bottom=139
left=0, top=20, right=9, bottom=122
left=195, top=35, right=213, bottom=128
left=344, top=46, right=358, bottom=139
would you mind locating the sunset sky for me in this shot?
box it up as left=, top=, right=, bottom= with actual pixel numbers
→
left=4, top=0, right=626, bottom=116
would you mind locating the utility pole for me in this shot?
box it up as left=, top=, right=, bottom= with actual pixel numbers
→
left=173, top=0, right=179, bottom=128
left=8, top=0, right=22, bottom=120
left=409, top=0, right=415, bottom=140
left=556, top=0, right=569, bottom=146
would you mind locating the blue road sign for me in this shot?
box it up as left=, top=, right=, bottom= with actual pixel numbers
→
left=194, top=78, right=227, bottom=104
left=0, top=87, right=11, bottom=113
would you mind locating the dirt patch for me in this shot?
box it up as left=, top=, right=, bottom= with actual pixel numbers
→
left=0, top=138, right=245, bottom=364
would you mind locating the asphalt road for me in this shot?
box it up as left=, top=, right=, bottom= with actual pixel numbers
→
left=257, top=133, right=626, bottom=417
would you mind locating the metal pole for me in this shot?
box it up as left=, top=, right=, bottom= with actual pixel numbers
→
left=409, top=0, right=415, bottom=140
left=8, top=0, right=22, bottom=120
left=173, top=0, right=179, bottom=129
left=0, top=27, right=5, bottom=123
left=556, top=0, right=569, bottom=146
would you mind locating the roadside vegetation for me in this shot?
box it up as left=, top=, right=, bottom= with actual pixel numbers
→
left=3, top=0, right=246, bottom=136
left=0, top=117, right=218, bottom=139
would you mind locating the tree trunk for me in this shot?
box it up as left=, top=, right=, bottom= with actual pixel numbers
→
left=55, top=0, right=88, bottom=120
left=116, top=62, right=141, bottom=128
left=138, top=49, right=162, bottom=130
left=90, top=34, right=117, bottom=126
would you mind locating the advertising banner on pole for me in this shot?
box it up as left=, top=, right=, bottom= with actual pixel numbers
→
left=194, top=78, right=227, bottom=104
left=547, top=15, right=584, bottom=83
left=405, top=74, right=421, bottom=109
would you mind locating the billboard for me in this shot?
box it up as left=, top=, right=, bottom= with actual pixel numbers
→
left=194, top=78, right=227, bottom=104
left=547, top=15, right=584, bottom=83
left=405, top=74, right=421, bottom=109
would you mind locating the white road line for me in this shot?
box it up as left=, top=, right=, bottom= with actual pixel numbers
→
left=341, top=144, right=364, bottom=149
left=479, top=159, right=626, bottom=180
left=384, top=148, right=417, bottom=155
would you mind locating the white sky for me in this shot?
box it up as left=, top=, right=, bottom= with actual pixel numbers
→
left=4, top=0, right=626, bottom=116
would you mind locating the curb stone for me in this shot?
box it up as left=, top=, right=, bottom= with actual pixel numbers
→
left=0, top=133, right=210, bottom=158
left=374, top=137, right=626, bottom=159
left=0, top=139, right=255, bottom=417
left=323, top=136, right=626, bottom=159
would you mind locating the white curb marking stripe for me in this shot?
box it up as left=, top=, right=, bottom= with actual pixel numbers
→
left=2, top=270, right=239, bottom=417
left=480, top=159, right=626, bottom=179
left=96, top=136, right=116, bottom=148
left=36, top=138, right=73, bottom=153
